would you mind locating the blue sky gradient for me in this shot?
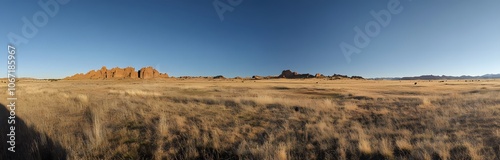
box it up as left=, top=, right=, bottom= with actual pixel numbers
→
left=2, top=0, right=499, bottom=78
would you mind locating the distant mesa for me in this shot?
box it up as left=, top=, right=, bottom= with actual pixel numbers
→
left=65, top=66, right=168, bottom=80
left=277, top=70, right=363, bottom=80
left=249, top=70, right=363, bottom=80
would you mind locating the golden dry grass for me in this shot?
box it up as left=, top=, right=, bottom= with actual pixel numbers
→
left=1, top=78, right=500, bottom=159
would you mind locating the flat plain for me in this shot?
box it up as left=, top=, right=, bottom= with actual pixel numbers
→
left=1, top=78, right=500, bottom=159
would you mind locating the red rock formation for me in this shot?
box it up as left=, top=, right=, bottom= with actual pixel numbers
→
left=139, top=67, right=155, bottom=79
left=64, top=66, right=167, bottom=80
left=124, top=67, right=138, bottom=79
left=138, top=66, right=169, bottom=79
left=110, top=67, right=125, bottom=79
left=99, top=66, right=107, bottom=79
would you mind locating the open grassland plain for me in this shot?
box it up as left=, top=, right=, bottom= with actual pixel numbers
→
left=1, top=79, right=500, bottom=159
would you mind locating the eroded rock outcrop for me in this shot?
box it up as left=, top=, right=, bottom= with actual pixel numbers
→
left=279, top=70, right=314, bottom=79
left=138, top=67, right=153, bottom=79
left=315, top=73, right=325, bottom=78
left=138, top=66, right=168, bottom=79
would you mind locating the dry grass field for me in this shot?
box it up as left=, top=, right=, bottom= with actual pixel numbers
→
left=1, top=78, right=500, bottom=159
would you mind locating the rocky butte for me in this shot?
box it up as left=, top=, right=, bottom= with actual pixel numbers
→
left=278, top=70, right=315, bottom=79
left=64, top=66, right=168, bottom=80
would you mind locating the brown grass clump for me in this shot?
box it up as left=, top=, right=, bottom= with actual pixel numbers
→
left=0, top=78, right=499, bottom=159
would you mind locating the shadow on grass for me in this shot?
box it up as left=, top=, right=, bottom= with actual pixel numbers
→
left=273, top=86, right=291, bottom=90
left=0, top=103, right=67, bottom=160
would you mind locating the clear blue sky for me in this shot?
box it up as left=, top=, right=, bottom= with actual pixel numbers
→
left=1, top=0, right=499, bottom=78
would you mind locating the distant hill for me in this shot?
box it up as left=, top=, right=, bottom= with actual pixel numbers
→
left=376, top=74, right=500, bottom=80
left=481, top=74, right=500, bottom=78
left=250, top=70, right=364, bottom=80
